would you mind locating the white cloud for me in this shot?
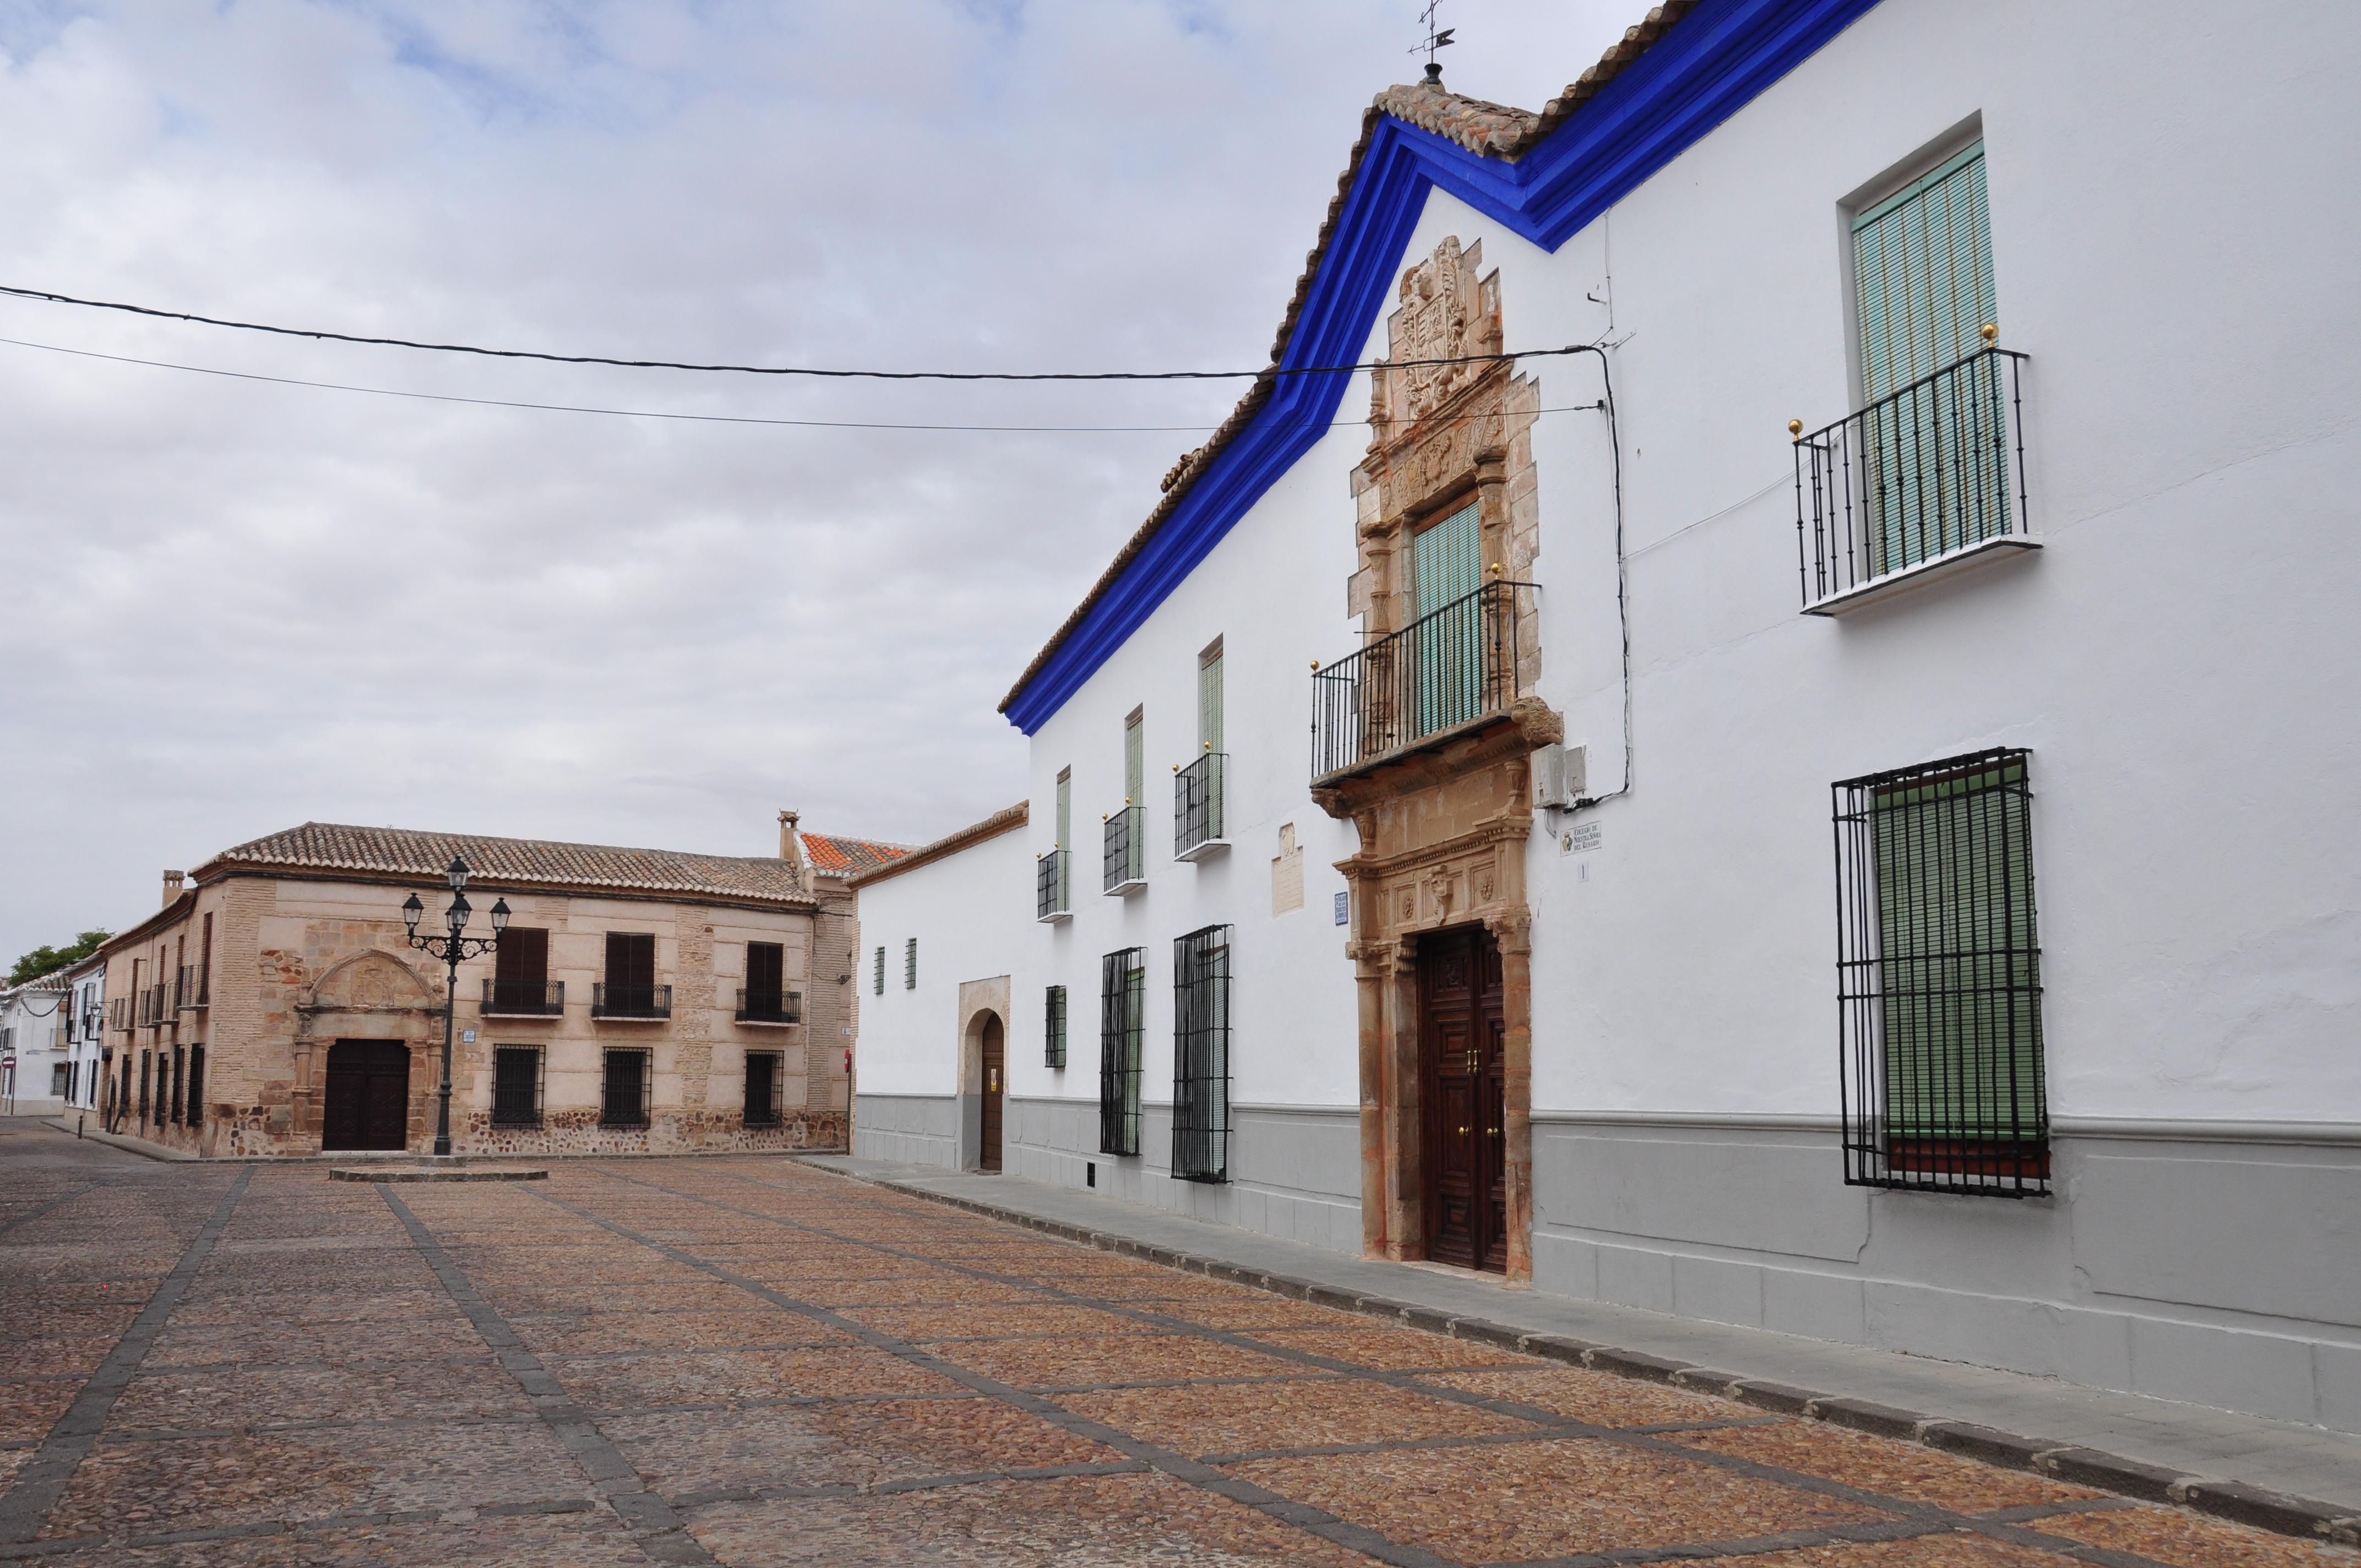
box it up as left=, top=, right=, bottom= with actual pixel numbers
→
left=0, top=0, right=1638, bottom=958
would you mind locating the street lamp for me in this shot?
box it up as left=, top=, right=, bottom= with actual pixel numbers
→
left=400, top=856, right=509, bottom=1157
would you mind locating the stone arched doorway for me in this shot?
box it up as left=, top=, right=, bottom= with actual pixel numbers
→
left=954, top=976, right=1013, bottom=1173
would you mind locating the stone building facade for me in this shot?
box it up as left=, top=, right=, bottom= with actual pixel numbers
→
left=95, top=819, right=890, bottom=1158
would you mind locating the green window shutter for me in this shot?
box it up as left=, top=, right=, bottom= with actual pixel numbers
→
left=1198, top=650, right=1223, bottom=755
left=1852, top=143, right=2008, bottom=571
left=1874, top=758, right=2044, bottom=1147
left=1055, top=770, right=1071, bottom=850
left=1123, top=713, right=1144, bottom=805
left=1411, top=500, right=1483, bottom=737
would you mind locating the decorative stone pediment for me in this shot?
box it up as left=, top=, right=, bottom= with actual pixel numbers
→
left=304, top=950, right=434, bottom=1012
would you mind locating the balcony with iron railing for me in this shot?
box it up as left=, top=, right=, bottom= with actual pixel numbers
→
left=1102, top=807, right=1145, bottom=895
left=177, top=966, right=208, bottom=1010
left=735, top=988, right=802, bottom=1026
left=591, top=983, right=671, bottom=1020
left=1312, top=580, right=1538, bottom=784
left=109, top=997, right=132, bottom=1032
left=1036, top=849, right=1071, bottom=922
left=482, top=978, right=565, bottom=1016
left=1793, top=337, right=2032, bottom=615
left=1175, top=752, right=1227, bottom=862
left=142, top=983, right=170, bottom=1027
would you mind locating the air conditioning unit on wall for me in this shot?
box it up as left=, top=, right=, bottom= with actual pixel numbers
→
left=1532, top=744, right=1586, bottom=812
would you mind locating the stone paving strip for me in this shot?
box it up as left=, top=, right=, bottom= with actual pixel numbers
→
left=822, top=1160, right=2361, bottom=1554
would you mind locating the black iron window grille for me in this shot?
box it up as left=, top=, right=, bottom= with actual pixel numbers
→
left=483, top=979, right=565, bottom=1016
left=177, top=965, right=208, bottom=1009
left=1098, top=948, right=1143, bottom=1156
left=1171, top=926, right=1232, bottom=1183
left=1045, top=984, right=1067, bottom=1069
left=874, top=945, right=885, bottom=995
left=736, top=988, right=802, bottom=1024
left=591, top=983, right=671, bottom=1019
left=185, top=1045, right=204, bottom=1129
left=904, top=938, right=917, bottom=990
left=1175, top=753, right=1227, bottom=859
left=170, top=1045, right=186, bottom=1124
left=1835, top=748, right=2048, bottom=1196
left=1312, top=580, right=1537, bottom=781
left=1102, top=807, right=1145, bottom=894
left=600, top=1048, right=652, bottom=1128
left=743, top=1050, right=784, bottom=1127
left=492, top=1046, right=544, bottom=1128
left=138, top=1050, right=150, bottom=1122
left=108, top=997, right=129, bottom=1032
left=1037, top=849, right=1071, bottom=919
left=1794, top=345, right=2030, bottom=610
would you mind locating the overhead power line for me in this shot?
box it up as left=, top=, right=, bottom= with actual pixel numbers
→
left=0, top=283, right=1593, bottom=383
left=0, top=335, right=1608, bottom=435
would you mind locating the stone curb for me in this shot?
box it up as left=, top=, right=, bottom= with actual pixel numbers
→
left=810, top=1163, right=2361, bottom=1550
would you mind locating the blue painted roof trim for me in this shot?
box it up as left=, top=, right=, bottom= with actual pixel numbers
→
left=1004, top=0, right=1881, bottom=734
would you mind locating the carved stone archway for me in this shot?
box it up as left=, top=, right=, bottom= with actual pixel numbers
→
left=291, top=949, right=438, bottom=1152
left=1315, top=236, right=1554, bottom=1282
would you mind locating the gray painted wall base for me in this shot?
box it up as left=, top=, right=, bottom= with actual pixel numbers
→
left=851, top=1093, right=959, bottom=1168
left=1006, top=1096, right=1362, bottom=1257
left=1532, top=1118, right=2361, bottom=1434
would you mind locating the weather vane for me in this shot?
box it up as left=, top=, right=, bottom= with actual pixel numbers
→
left=1411, top=1, right=1455, bottom=85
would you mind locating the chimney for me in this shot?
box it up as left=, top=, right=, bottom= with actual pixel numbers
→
left=777, top=810, right=804, bottom=874
left=161, top=870, right=186, bottom=907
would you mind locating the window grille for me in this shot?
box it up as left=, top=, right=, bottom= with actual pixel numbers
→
left=1834, top=748, right=2048, bottom=1196
left=1037, top=849, right=1071, bottom=919
left=1175, top=753, right=1226, bottom=857
left=743, top=1050, right=784, bottom=1128
left=138, top=1051, right=151, bottom=1124
left=51, top=1063, right=69, bottom=1098
left=1045, top=985, right=1067, bottom=1069
left=874, top=945, right=884, bottom=995
left=600, top=1049, right=652, bottom=1129
left=904, top=938, right=917, bottom=990
left=170, top=1046, right=186, bottom=1124
left=1097, top=948, right=1143, bottom=1156
left=1102, top=806, right=1144, bottom=892
left=185, top=1045, right=204, bottom=1130
left=1171, top=927, right=1232, bottom=1183
left=493, top=1047, right=543, bottom=1128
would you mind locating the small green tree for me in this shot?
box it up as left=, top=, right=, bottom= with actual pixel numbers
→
left=8, top=930, right=111, bottom=987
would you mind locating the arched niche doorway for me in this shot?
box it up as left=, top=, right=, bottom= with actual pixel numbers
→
left=960, top=1006, right=1007, bottom=1173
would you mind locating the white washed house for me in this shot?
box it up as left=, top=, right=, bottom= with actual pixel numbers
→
left=0, top=978, right=74, bottom=1115
left=851, top=0, right=2361, bottom=1431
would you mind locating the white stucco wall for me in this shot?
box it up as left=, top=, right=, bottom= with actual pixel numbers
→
left=853, top=820, right=1034, bottom=1101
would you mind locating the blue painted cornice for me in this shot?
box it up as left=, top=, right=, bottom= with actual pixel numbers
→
left=1003, top=0, right=1881, bottom=734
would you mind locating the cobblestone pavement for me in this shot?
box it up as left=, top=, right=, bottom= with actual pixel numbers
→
left=1, top=1132, right=2354, bottom=1566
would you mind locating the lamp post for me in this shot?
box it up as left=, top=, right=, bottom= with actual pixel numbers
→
left=401, top=857, right=509, bottom=1157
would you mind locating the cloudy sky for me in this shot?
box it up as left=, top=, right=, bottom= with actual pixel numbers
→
left=0, top=0, right=1638, bottom=963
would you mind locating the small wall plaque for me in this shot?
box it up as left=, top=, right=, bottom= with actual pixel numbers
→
left=1563, top=822, right=1601, bottom=856
left=1334, top=891, right=1350, bottom=926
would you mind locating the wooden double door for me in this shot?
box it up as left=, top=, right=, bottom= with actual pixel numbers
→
left=1418, top=926, right=1507, bottom=1272
left=322, top=1039, right=412, bottom=1151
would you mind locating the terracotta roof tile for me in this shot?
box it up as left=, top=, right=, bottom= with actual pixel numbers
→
left=999, top=2, right=1698, bottom=716
left=800, top=833, right=915, bottom=879
left=193, top=822, right=814, bottom=906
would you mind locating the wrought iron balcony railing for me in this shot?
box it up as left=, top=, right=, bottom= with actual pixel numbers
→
left=591, top=982, right=671, bottom=1020
left=1312, top=580, right=1537, bottom=782
left=109, top=997, right=132, bottom=1032
left=482, top=978, right=565, bottom=1016
left=143, top=983, right=169, bottom=1026
left=735, top=988, right=802, bottom=1025
left=1175, top=752, right=1227, bottom=861
left=1036, top=849, right=1071, bottom=922
left=1102, top=807, right=1145, bottom=895
left=177, top=966, right=208, bottom=1010
left=1794, top=342, right=2032, bottom=614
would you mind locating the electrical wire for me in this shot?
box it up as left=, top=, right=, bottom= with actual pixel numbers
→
left=0, top=334, right=1608, bottom=435
left=0, top=282, right=1600, bottom=383
left=1567, top=343, right=1633, bottom=813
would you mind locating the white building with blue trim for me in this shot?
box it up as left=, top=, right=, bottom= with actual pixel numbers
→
left=851, top=0, right=2361, bottom=1433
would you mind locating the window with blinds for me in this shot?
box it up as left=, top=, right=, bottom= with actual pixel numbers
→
left=1171, top=926, right=1232, bottom=1183
left=1098, top=949, right=1143, bottom=1156
left=1045, top=985, right=1068, bottom=1070
left=1851, top=141, right=2008, bottom=574
left=1834, top=749, right=2048, bottom=1196
left=1412, top=499, right=1485, bottom=736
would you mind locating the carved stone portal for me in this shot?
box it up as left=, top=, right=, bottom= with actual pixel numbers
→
left=1319, top=235, right=1553, bottom=1283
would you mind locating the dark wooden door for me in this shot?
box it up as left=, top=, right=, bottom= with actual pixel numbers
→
left=322, top=1040, right=411, bottom=1151
left=1418, top=927, right=1507, bottom=1272
left=980, top=1014, right=1005, bottom=1172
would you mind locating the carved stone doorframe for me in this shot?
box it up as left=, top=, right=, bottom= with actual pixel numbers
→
left=1316, top=233, right=1554, bottom=1282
